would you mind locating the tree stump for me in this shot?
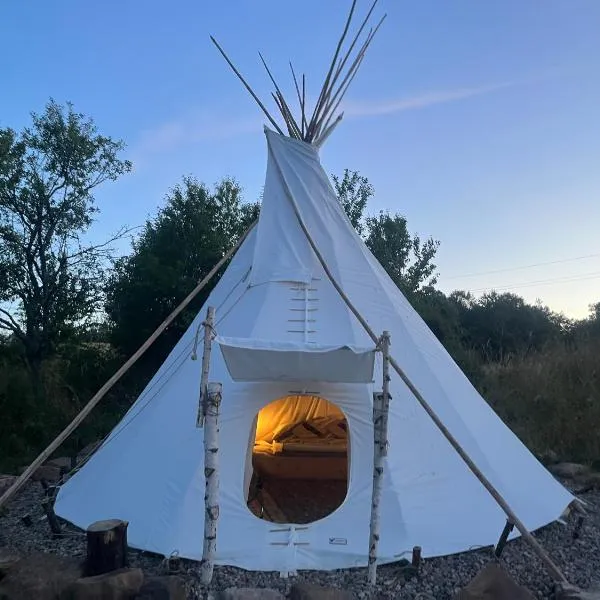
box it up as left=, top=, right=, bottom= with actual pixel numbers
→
left=85, top=519, right=129, bottom=576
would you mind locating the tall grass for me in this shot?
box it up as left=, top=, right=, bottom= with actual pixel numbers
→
left=479, top=338, right=600, bottom=466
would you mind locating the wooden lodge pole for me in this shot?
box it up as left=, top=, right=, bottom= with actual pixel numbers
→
left=368, top=330, right=391, bottom=585
left=268, top=148, right=568, bottom=584
left=200, top=381, right=222, bottom=585
left=195, top=306, right=216, bottom=427
left=0, top=221, right=256, bottom=512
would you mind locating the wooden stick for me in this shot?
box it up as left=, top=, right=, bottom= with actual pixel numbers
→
left=302, top=75, right=307, bottom=137
left=276, top=91, right=303, bottom=139
left=259, top=52, right=302, bottom=138
left=195, top=306, right=216, bottom=427
left=314, top=113, right=344, bottom=149
left=200, top=381, right=222, bottom=584
left=0, top=220, right=257, bottom=511
left=328, top=0, right=380, bottom=92
left=289, top=63, right=308, bottom=137
left=210, top=36, right=284, bottom=136
left=316, top=0, right=381, bottom=128
left=314, top=15, right=385, bottom=137
left=368, top=331, right=391, bottom=585
left=267, top=148, right=569, bottom=585
left=306, top=0, right=358, bottom=141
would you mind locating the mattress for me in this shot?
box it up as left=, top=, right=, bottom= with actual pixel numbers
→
left=252, top=416, right=348, bottom=480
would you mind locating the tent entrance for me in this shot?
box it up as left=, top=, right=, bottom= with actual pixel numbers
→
left=246, top=395, right=349, bottom=524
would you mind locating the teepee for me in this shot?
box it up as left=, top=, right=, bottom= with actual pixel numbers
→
left=48, top=0, right=574, bottom=584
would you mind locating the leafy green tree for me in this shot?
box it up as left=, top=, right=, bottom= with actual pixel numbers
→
left=332, top=169, right=372, bottom=235
left=0, top=99, right=131, bottom=375
left=365, top=212, right=440, bottom=297
left=332, top=169, right=440, bottom=297
left=105, top=176, right=258, bottom=363
left=454, top=291, right=564, bottom=362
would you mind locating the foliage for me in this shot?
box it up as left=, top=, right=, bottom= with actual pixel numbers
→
left=105, top=176, right=258, bottom=364
left=332, top=169, right=372, bottom=235
left=479, top=336, right=600, bottom=466
left=0, top=334, right=123, bottom=472
left=332, top=169, right=440, bottom=296
left=0, top=99, right=131, bottom=371
left=451, top=291, right=567, bottom=363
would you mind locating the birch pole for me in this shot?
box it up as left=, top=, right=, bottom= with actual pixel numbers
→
left=195, top=307, right=216, bottom=427
left=200, top=381, right=222, bottom=585
left=368, top=331, right=391, bottom=585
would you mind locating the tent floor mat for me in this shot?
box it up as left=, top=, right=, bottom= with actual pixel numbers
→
left=248, top=477, right=347, bottom=524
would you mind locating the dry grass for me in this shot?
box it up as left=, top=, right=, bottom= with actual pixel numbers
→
left=479, top=338, right=600, bottom=466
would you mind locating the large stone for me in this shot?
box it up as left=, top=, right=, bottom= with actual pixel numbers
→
left=554, top=583, right=600, bottom=600
left=62, top=567, right=144, bottom=600
left=46, top=457, right=73, bottom=471
left=549, top=463, right=591, bottom=480
left=0, top=549, right=21, bottom=580
left=454, top=563, right=535, bottom=600
left=0, top=552, right=83, bottom=600
left=0, top=476, right=16, bottom=497
left=290, top=583, right=354, bottom=600
left=29, top=464, right=62, bottom=483
left=219, top=588, right=286, bottom=600
left=135, top=575, right=186, bottom=600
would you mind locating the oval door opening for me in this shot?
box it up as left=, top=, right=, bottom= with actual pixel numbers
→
left=246, top=395, right=350, bottom=524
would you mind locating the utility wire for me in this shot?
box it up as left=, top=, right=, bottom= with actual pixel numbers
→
left=445, top=252, right=600, bottom=280
left=467, top=270, right=600, bottom=294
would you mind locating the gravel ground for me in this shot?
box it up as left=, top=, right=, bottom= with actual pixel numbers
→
left=1, top=478, right=599, bottom=599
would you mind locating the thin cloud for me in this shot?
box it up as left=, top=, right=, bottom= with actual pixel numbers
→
left=131, top=76, right=538, bottom=165
left=343, top=80, right=519, bottom=118
left=131, top=111, right=262, bottom=168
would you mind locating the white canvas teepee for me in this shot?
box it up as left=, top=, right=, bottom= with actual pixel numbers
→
left=55, top=125, right=574, bottom=573
left=48, top=2, right=576, bottom=581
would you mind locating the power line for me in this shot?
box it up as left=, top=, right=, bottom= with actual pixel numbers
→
left=467, top=271, right=600, bottom=294
left=445, top=252, right=600, bottom=280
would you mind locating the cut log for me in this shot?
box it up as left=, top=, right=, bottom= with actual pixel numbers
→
left=85, top=519, right=129, bottom=576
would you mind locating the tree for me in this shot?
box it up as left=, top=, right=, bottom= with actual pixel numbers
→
left=105, top=176, right=258, bottom=363
left=332, top=169, right=440, bottom=297
left=0, top=99, right=131, bottom=374
left=365, top=212, right=439, bottom=297
left=332, top=169, right=372, bottom=235
left=454, top=291, right=564, bottom=363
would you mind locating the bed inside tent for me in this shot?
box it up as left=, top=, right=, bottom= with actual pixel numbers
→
left=246, top=395, right=350, bottom=524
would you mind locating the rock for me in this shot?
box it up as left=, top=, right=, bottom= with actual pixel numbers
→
left=46, top=457, right=73, bottom=471
left=0, top=476, right=16, bottom=497
left=0, top=552, right=83, bottom=600
left=63, top=567, right=144, bottom=600
left=219, top=588, right=286, bottom=600
left=29, top=464, right=62, bottom=483
left=290, top=582, right=354, bottom=600
left=135, top=575, right=186, bottom=600
left=549, top=463, right=591, bottom=480
left=554, top=583, right=600, bottom=599
left=454, top=562, right=535, bottom=599
left=0, top=548, right=21, bottom=580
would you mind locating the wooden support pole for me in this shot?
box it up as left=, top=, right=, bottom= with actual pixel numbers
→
left=195, top=306, right=216, bottom=427
left=41, top=499, right=62, bottom=537
left=0, top=221, right=256, bottom=512
left=200, top=381, right=222, bottom=585
left=368, top=331, right=391, bottom=585
left=268, top=147, right=569, bottom=585
left=85, top=519, right=129, bottom=576
left=495, top=519, right=515, bottom=558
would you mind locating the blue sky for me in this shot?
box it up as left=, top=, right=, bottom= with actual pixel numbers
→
left=2, top=1, right=600, bottom=318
